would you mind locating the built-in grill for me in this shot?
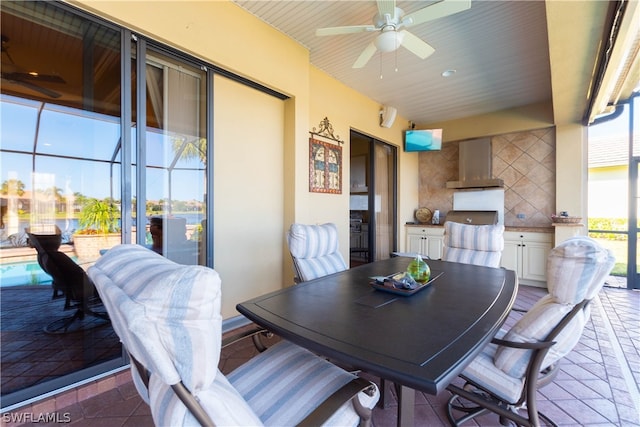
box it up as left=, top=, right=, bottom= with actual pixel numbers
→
left=445, top=210, right=499, bottom=225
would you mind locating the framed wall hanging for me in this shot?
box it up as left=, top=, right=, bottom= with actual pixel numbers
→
left=309, top=117, right=343, bottom=194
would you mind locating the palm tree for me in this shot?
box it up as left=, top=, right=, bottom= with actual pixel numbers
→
left=1, top=179, right=25, bottom=196
left=171, top=137, right=206, bottom=163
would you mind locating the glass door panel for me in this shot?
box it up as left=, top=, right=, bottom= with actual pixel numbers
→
left=373, top=143, right=396, bottom=260
left=0, top=1, right=123, bottom=406
left=631, top=94, right=639, bottom=289
left=143, top=55, right=207, bottom=265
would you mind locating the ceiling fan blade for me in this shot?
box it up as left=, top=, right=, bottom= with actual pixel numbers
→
left=10, top=78, right=62, bottom=98
left=376, top=0, right=396, bottom=18
left=6, top=72, right=65, bottom=84
left=399, top=30, right=435, bottom=59
left=316, top=25, right=375, bottom=36
left=403, top=0, right=471, bottom=27
left=352, top=41, right=378, bottom=69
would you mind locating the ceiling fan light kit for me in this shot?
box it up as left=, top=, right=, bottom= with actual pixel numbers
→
left=315, top=0, right=472, bottom=69
left=375, top=30, right=404, bottom=53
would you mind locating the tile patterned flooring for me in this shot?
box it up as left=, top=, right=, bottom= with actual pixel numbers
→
left=2, top=278, right=639, bottom=426
left=0, top=286, right=121, bottom=396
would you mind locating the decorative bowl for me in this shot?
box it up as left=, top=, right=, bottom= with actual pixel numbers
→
left=551, top=215, right=582, bottom=224
left=415, top=207, right=433, bottom=223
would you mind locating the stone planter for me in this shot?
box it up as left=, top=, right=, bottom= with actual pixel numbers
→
left=72, top=233, right=121, bottom=262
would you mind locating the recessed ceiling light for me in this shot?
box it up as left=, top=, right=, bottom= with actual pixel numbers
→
left=441, top=69, right=456, bottom=77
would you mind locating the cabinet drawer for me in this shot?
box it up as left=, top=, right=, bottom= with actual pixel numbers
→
left=504, top=231, right=553, bottom=243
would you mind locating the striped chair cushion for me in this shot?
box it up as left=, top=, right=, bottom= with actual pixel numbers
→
left=546, top=236, right=616, bottom=304
left=442, top=222, right=504, bottom=268
left=148, top=371, right=262, bottom=426
left=494, top=237, right=614, bottom=379
left=228, top=340, right=379, bottom=426
left=460, top=330, right=525, bottom=403
left=287, top=223, right=348, bottom=281
left=493, top=295, right=587, bottom=378
left=442, top=247, right=503, bottom=268
left=88, top=244, right=261, bottom=425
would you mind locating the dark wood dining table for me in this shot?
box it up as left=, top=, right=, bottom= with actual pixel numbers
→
left=236, top=256, right=518, bottom=426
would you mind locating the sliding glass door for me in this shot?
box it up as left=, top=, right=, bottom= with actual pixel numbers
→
left=349, top=130, right=397, bottom=265
left=588, top=92, right=639, bottom=289
left=138, top=54, right=207, bottom=265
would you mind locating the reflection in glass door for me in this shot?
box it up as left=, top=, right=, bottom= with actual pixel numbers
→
left=0, top=1, right=124, bottom=407
left=140, top=54, right=207, bottom=265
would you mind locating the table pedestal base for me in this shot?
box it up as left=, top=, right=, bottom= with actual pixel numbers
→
left=396, top=384, right=415, bottom=426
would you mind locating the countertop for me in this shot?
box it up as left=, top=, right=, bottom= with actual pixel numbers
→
left=405, top=223, right=555, bottom=233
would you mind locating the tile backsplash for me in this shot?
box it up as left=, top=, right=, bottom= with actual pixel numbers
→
left=418, top=127, right=555, bottom=227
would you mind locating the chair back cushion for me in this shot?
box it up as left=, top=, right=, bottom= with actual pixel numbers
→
left=493, top=295, right=586, bottom=378
left=89, top=244, right=221, bottom=390
left=88, top=244, right=262, bottom=425
left=287, top=223, right=348, bottom=281
left=546, top=236, right=616, bottom=304
left=494, top=237, right=615, bottom=378
left=442, top=222, right=504, bottom=268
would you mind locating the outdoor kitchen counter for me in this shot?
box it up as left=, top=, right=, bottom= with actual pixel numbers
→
left=406, top=223, right=554, bottom=233
left=505, top=226, right=554, bottom=233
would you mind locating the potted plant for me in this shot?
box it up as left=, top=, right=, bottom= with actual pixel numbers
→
left=72, top=198, right=121, bottom=261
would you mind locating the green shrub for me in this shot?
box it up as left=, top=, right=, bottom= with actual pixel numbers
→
left=77, top=199, right=120, bottom=234
left=611, top=263, right=627, bottom=277
left=588, top=217, right=627, bottom=240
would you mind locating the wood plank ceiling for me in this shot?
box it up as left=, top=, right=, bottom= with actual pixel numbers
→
left=233, top=0, right=553, bottom=126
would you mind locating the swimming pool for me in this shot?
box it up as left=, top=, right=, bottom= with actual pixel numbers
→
left=0, top=261, right=53, bottom=287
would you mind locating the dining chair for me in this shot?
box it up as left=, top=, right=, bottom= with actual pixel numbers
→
left=442, top=221, right=505, bottom=268
left=89, top=244, right=379, bottom=426
left=287, top=222, right=348, bottom=282
left=446, top=236, right=615, bottom=427
left=287, top=223, right=403, bottom=409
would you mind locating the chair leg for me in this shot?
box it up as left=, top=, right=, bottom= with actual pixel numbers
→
left=44, top=301, right=110, bottom=335
left=446, top=389, right=490, bottom=426
left=43, top=309, right=85, bottom=334
left=446, top=383, right=539, bottom=427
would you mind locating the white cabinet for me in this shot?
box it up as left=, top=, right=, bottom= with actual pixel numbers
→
left=501, top=231, right=553, bottom=286
left=406, top=226, right=444, bottom=260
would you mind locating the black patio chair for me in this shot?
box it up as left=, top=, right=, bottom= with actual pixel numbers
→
left=27, top=229, right=109, bottom=334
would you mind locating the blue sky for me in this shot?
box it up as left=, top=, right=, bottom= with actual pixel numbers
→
left=1, top=95, right=204, bottom=201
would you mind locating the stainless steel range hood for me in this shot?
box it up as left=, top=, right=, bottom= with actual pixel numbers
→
left=446, top=138, right=504, bottom=189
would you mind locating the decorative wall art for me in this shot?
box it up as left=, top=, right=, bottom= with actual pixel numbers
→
left=309, top=117, right=343, bottom=194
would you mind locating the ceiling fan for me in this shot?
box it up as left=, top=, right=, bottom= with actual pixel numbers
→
left=316, top=0, right=471, bottom=68
left=1, top=35, right=65, bottom=98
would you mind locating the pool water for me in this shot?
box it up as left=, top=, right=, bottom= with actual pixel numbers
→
left=0, top=261, right=53, bottom=287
